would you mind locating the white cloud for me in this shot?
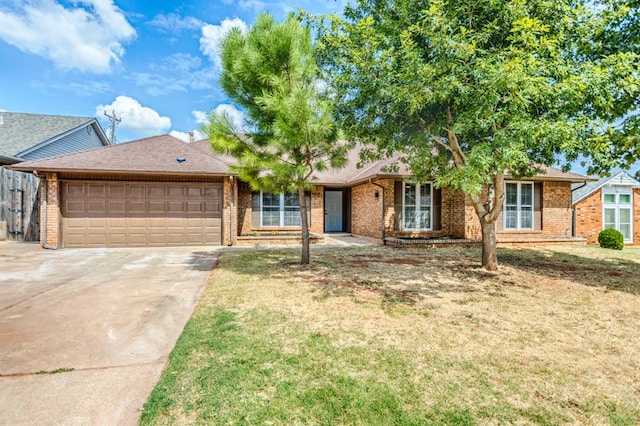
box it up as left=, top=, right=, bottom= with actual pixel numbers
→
left=96, top=96, right=171, bottom=137
left=200, top=18, right=248, bottom=68
left=193, top=110, right=209, bottom=125
left=169, top=129, right=206, bottom=142
left=0, top=0, right=136, bottom=74
left=214, top=104, right=247, bottom=132
left=148, top=13, right=203, bottom=33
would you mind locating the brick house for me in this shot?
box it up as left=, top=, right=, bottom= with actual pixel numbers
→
left=573, top=171, right=640, bottom=245
left=12, top=135, right=591, bottom=248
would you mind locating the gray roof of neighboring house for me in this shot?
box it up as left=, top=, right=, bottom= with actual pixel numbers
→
left=0, top=112, right=109, bottom=158
left=572, top=171, right=640, bottom=204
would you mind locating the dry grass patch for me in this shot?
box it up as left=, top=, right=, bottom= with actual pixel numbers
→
left=142, top=244, right=640, bottom=425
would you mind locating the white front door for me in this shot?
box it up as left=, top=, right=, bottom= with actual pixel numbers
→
left=325, top=190, right=343, bottom=232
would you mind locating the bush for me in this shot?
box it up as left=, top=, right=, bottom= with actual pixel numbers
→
left=598, top=228, right=624, bottom=250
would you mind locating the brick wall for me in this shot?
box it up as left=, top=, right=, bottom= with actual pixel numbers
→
left=309, top=186, right=324, bottom=234
left=446, top=188, right=467, bottom=238
left=540, top=181, right=573, bottom=237
left=351, top=180, right=469, bottom=240
left=222, top=176, right=237, bottom=246
left=237, top=181, right=252, bottom=235
left=350, top=180, right=391, bottom=240
left=42, top=172, right=59, bottom=247
left=457, top=181, right=574, bottom=241
left=235, top=182, right=324, bottom=236
left=575, top=189, right=604, bottom=244
left=575, top=187, right=640, bottom=245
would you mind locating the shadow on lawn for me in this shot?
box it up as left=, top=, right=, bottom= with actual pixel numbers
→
left=217, top=246, right=640, bottom=304
left=496, top=248, right=640, bottom=295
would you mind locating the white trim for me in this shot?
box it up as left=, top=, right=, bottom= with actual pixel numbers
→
left=573, top=171, right=640, bottom=205
left=602, top=187, right=634, bottom=242
left=402, top=181, right=433, bottom=230
left=503, top=181, right=534, bottom=230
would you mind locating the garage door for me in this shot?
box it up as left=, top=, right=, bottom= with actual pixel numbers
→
left=61, top=181, right=222, bottom=248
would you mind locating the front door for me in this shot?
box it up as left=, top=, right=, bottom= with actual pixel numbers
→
left=325, top=190, right=343, bottom=232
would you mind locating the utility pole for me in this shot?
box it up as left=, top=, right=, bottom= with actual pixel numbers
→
left=104, top=110, right=121, bottom=144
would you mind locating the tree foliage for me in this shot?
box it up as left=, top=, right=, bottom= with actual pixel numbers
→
left=316, top=0, right=640, bottom=270
left=203, top=13, right=347, bottom=263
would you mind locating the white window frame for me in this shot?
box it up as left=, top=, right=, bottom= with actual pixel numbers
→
left=503, top=181, right=534, bottom=230
left=260, top=192, right=301, bottom=228
left=602, top=188, right=633, bottom=243
left=402, top=181, right=433, bottom=231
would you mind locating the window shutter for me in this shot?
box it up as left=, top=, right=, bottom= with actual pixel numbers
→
left=394, top=180, right=403, bottom=231
left=433, top=187, right=442, bottom=231
left=534, top=182, right=542, bottom=231
left=305, top=192, right=312, bottom=225
left=252, top=192, right=260, bottom=228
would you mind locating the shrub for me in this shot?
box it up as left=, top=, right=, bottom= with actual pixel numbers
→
left=598, top=228, right=624, bottom=250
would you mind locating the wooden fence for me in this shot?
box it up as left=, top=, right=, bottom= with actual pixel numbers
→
left=0, top=167, right=40, bottom=241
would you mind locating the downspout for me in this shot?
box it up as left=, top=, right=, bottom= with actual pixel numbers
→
left=228, top=176, right=235, bottom=246
left=570, top=180, right=589, bottom=239
left=34, top=171, right=58, bottom=250
left=369, top=179, right=386, bottom=244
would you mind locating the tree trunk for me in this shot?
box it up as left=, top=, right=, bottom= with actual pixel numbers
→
left=298, top=187, right=310, bottom=264
left=480, top=219, right=498, bottom=271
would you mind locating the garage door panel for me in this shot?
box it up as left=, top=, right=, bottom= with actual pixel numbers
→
left=88, top=184, right=107, bottom=197
left=109, top=200, right=126, bottom=213
left=129, top=233, right=147, bottom=245
left=65, top=200, right=85, bottom=214
left=129, top=185, right=146, bottom=198
left=128, top=200, right=146, bottom=214
left=108, top=234, right=127, bottom=246
left=109, top=185, right=126, bottom=197
left=148, top=201, right=165, bottom=214
left=62, top=181, right=222, bottom=247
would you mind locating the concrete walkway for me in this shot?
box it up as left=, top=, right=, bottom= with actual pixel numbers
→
left=0, top=242, right=218, bottom=425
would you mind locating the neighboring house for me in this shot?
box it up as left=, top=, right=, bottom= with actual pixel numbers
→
left=0, top=112, right=110, bottom=241
left=573, top=171, right=640, bottom=245
left=12, top=135, right=591, bottom=249
left=0, top=112, right=110, bottom=165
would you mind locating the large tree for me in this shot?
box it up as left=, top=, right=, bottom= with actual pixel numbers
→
left=203, top=13, right=347, bottom=264
left=317, top=0, right=640, bottom=270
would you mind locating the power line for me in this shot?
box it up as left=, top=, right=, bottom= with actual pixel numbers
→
left=104, top=110, right=121, bottom=144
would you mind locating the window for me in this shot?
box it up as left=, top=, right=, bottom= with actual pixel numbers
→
left=504, top=182, right=534, bottom=230
left=603, top=189, right=633, bottom=242
left=260, top=192, right=301, bottom=227
left=403, top=182, right=432, bottom=230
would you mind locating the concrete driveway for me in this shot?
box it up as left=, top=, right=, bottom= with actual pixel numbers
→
left=0, top=242, right=218, bottom=425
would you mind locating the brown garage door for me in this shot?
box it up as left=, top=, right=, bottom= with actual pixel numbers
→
left=61, top=181, right=222, bottom=248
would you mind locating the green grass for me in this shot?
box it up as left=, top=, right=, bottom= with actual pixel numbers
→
left=141, top=245, right=640, bottom=425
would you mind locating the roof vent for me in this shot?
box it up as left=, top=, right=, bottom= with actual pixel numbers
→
left=0, top=115, right=3, bottom=125
left=176, top=157, right=187, bottom=163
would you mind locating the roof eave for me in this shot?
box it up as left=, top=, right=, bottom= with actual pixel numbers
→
left=9, top=165, right=231, bottom=177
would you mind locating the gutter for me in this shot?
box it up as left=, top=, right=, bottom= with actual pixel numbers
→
left=34, top=171, right=58, bottom=250
left=369, top=178, right=386, bottom=244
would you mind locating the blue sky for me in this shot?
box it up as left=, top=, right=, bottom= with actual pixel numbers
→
left=0, top=0, right=636, bottom=176
left=0, top=0, right=346, bottom=143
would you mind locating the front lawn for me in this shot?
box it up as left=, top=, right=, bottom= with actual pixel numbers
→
left=141, top=245, right=640, bottom=425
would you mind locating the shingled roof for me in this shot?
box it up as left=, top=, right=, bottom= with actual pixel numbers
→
left=12, top=135, right=230, bottom=176
left=0, top=112, right=109, bottom=159
left=13, top=134, right=591, bottom=184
